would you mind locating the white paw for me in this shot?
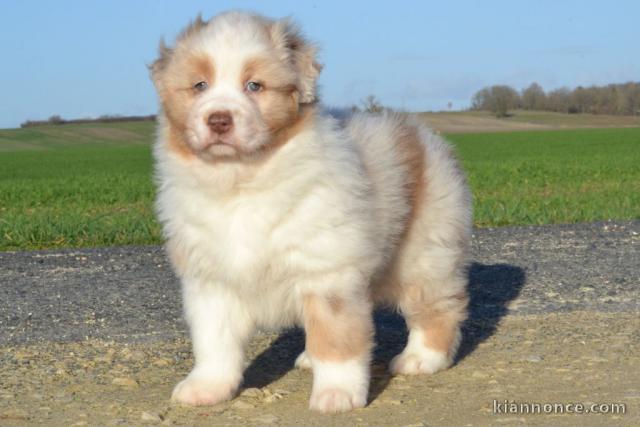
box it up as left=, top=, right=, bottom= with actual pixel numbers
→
left=390, top=347, right=450, bottom=375
left=294, top=351, right=312, bottom=369
left=171, top=373, right=238, bottom=406
left=309, top=387, right=366, bottom=413
left=308, top=358, right=369, bottom=413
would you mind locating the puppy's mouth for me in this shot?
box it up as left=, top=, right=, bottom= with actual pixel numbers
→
left=203, top=139, right=234, bottom=148
left=197, top=137, right=241, bottom=158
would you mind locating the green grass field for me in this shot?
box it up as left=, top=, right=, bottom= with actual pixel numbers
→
left=449, top=128, right=640, bottom=226
left=1, top=122, right=639, bottom=250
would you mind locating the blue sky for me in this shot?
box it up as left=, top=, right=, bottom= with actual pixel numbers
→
left=1, top=0, right=638, bottom=129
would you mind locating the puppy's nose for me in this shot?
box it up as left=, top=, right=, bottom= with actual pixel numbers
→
left=207, top=111, right=233, bottom=134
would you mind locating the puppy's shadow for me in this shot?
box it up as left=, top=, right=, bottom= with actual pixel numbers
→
left=370, top=262, right=526, bottom=401
left=242, top=262, right=526, bottom=403
left=242, top=328, right=305, bottom=389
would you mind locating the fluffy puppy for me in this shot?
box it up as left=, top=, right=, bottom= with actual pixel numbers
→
left=150, top=11, right=472, bottom=414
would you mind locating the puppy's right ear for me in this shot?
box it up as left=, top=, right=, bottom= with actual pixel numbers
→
left=148, top=38, right=172, bottom=89
left=270, top=18, right=323, bottom=104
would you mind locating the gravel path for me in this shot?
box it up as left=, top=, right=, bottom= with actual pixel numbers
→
left=0, top=221, right=638, bottom=426
left=1, top=221, right=638, bottom=344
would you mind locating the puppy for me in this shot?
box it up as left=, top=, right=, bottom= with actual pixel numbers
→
left=150, top=11, right=471, bottom=414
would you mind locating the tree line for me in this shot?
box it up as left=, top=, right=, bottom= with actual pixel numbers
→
left=471, top=81, right=640, bottom=117
left=20, top=114, right=156, bottom=128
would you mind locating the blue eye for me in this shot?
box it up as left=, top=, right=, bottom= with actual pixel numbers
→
left=194, top=81, right=208, bottom=92
left=246, top=81, right=262, bottom=92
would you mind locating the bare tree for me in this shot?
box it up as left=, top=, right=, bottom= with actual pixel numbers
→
left=521, top=83, right=546, bottom=110
left=471, top=85, right=519, bottom=117
left=48, top=115, right=64, bottom=124
left=545, top=87, right=571, bottom=113
left=473, top=81, right=640, bottom=116
left=361, top=95, right=384, bottom=113
left=471, top=87, right=492, bottom=110
left=570, top=86, right=595, bottom=113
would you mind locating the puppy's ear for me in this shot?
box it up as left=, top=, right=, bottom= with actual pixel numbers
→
left=149, top=15, right=205, bottom=88
left=270, top=18, right=323, bottom=104
left=149, top=38, right=172, bottom=89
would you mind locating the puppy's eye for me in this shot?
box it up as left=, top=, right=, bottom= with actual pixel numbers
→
left=245, top=81, right=262, bottom=92
left=194, top=81, right=208, bottom=92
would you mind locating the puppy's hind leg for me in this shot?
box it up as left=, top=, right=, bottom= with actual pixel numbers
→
left=294, top=350, right=312, bottom=370
left=390, top=277, right=468, bottom=375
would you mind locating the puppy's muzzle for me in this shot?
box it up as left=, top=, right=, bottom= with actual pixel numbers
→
left=208, top=111, right=233, bottom=135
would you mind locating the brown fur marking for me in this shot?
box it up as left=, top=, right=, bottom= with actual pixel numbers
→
left=394, top=121, right=426, bottom=229
left=268, top=20, right=322, bottom=103
left=241, top=56, right=297, bottom=92
left=167, top=127, right=195, bottom=160
left=267, top=103, right=314, bottom=149
left=370, top=122, right=427, bottom=307
left=403, top=287, right=468, bottom=355
left=187, top=55, right=214, bottom=87
left=303, top=294, right=373, bottom=361
left=153, top=53, right=215, bottom=158
left=421, top=311, right=459, bottom=354
left=165, top=239, right=188, bottom=274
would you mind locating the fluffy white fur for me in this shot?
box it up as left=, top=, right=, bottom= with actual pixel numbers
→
left=150, top=11, right=472, bottom=414
left=309, top=358, right=370, bottom=412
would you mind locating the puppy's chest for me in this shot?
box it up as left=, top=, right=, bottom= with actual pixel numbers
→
left=177, top=190, right=299, bottom=281
left=211, top=205, right=273, bottom=261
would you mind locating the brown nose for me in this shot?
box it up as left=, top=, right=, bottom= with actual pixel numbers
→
left=207, top=111, right=233, bottom=134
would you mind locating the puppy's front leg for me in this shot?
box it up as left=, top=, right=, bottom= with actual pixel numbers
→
left=303, top=288, right=374, bottom=413
left=172, top=279, right=253, bottom=406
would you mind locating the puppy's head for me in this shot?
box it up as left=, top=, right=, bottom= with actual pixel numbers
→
left=150, top=12, right=322, bottom=160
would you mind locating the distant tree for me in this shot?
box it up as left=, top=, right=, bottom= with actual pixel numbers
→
left=471, top=87, right=492, bottom=110
left=521, top=83, right=546, bottom=110
left=621, top=82, right=640, bottom=115
left=361, top=95, right=384, bottom=113
left=48, top=115, right=64, bottom=124
left=594, top=86, right=617, bottom=114
left=545, top=87, right=571, bottom=113
left=492, top=85, right=520, bottom=117
left=471, top=81, right=640, bottom=116
left=471, top=85, right=519, bottom=117
left=570, top=86, right=595, bottom=113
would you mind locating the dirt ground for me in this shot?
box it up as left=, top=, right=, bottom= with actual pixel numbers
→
left=1, top=312, right=638, bottom=426
left=416, top=110, right=640, bottom=133
left=1, top=221, right=638, bottom=426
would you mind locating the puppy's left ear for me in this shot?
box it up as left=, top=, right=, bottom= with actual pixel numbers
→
left=148, top=38, right=172, bottom=90
left=270, top=18, right=323, bottom=104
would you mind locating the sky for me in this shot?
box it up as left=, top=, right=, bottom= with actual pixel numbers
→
left=1, top=0, right=638, bottom=129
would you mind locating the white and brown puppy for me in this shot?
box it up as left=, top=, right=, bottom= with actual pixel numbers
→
left=150, top=11, right=471, bottom=413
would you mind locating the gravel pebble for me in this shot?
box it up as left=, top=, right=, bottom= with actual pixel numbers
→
left=240, top=387, right=263, bottom=398
left=252, top=414, right=280, bottom=424
left=140, top=411, right=162, bottom=422
left=1, top=407, right=29, bottom=420
left=471, top=371, right=489, bottom=379
left=111, top=377, right=139, bottom=388
left=231, top=400, right=255, bottom=410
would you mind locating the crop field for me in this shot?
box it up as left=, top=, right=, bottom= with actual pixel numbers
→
left=1, top=120, right=639, bottom=250
left=449, top=128, right=640, bottom=227
left=0, top=122, right=158, bottom=250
